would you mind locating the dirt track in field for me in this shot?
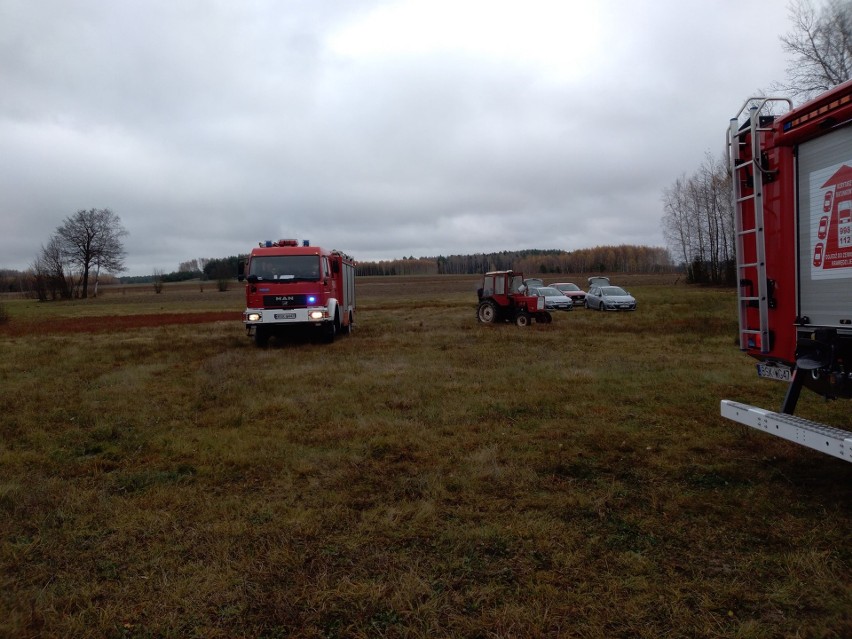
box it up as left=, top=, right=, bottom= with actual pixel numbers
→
left=0, top=312, right=242, bottom=337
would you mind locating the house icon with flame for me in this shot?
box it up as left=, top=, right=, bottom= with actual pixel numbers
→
left=818, top=165, right=852, bottom=269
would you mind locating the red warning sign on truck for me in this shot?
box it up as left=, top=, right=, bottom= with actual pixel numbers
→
left=811, top=163, right=852, bottom=278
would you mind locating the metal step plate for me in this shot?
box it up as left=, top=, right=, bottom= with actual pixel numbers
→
left=721, top=399, right=852, bottom=462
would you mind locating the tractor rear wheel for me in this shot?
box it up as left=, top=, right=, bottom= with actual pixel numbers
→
left=477, top=300, right=498, bottom=323
left=515, top=311, right=531, bottom=327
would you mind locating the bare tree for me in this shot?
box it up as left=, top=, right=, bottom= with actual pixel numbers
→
left=779, top=0, right=852, bottom=100
left=178, top=259, right=199, bottom=273
left=661, top=154, right=734, bottom=284
left=152, top=268, right=164, bottom=294
left=55, top=208, right=128, bottom=299
left=32, top=235, right=72, bottom=301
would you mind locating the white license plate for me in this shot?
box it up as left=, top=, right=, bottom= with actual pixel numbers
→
left=757, top=363, right=792, bottom=381
left=274, top=312, right=297, bottom=319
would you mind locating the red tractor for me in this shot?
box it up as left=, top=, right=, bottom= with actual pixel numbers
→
left=476, top=270, right=550, bottom=326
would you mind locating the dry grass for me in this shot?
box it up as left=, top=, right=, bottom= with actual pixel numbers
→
left=1, top=274, right=850, bottom=638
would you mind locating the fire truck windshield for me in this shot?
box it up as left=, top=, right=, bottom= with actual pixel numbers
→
left=250, top=255, right=321, bottom=281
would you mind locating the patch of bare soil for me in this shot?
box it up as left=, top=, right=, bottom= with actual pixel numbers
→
left=0, top=312, right=241, bottom=336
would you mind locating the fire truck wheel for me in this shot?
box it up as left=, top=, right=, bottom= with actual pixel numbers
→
left=538, top=312, right=552, bottom=324
left=477, top=301, right=498, bottom=323
left=322, top=316, right=338, bottom=343
left=254, top=326, right=270, bottom=347
left=342, top=312, right=353, bottom=335
left=515, top=311, right=531, bottom=327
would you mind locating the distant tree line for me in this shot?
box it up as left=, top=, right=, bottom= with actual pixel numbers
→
left=1, top=269, right=124, bottom=296
left=122, top=256, right=243, bottom=286
left=355, top=246, right=674, bottom=277
left=4, top=244, right=672, bottom=298
left=0, top=269, right=35, bottom=294
left=5, top=247, right=244, bottom=297
left=118, top=247, right=672, bottom=285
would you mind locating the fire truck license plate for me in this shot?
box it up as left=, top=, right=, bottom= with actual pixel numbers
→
left=274, top=313, right=297, bottom=319
left=756, top=363, right=792, bottom=382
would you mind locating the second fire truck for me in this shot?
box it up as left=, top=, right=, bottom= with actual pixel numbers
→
left=722, top=79, right=852, bottom=462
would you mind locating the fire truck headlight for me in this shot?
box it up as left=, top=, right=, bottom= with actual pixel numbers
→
left=309, top=310, right=324, bottom=320
left=247, top=312, right=262, bottom=322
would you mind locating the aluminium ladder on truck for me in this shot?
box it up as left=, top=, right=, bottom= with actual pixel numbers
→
left=727, top=97, right=791, bottom=354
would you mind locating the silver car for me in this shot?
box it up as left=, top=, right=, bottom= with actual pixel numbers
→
left=586, top=284, right=637, bottom=311
left=529, top=286, right=573, bottom=311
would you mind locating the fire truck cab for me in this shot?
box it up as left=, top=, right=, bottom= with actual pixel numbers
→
left=238, top=239, right=355, bottom=346
left=722, top=80, right=852, bottom=462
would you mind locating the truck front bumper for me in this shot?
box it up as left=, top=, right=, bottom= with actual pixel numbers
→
left=243, top=307, right=330, bottom=327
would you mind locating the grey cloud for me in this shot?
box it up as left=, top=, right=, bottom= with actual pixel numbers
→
left=1, top=0, right=791, bottom=275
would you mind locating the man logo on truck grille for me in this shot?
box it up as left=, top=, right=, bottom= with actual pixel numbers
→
left=262, top=294, right=307, bottom=307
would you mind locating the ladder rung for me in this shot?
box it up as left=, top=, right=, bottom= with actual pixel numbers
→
left=739, top=296, right=759, bottom=302
left=737, top=194, right=755, bottom=203
left=732, top=125, right=775, bottom=139
left=740, top=329, right=760, bottom=335
left=739, top=262, right=758, bottom=268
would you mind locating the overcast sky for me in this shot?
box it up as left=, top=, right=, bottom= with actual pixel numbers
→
left=2, top=0, right=794, bottom=276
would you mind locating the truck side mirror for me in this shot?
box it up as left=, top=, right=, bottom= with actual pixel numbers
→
left=237, top=260, right=246, bottom=282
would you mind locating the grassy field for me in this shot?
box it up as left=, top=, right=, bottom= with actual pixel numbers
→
left=1, top=275, right=850, bottom=638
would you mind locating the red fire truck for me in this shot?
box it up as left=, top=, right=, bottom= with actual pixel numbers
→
left=238, top=240, right=355, bottom=346
left=722, top=80, right=852, bottom=462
